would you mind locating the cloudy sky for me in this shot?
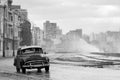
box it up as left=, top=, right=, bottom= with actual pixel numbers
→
left=13, top=0, right=120, bottom=34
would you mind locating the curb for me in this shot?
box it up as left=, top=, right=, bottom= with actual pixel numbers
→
left=50, top=60, right=113, bottom=68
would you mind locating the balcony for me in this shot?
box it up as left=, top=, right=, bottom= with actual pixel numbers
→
left=8, top=9, right=13, bottom=13
left=7, top=21, right=13, bottom=26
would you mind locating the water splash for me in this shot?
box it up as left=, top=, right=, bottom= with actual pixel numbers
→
left=55, top=37, right=100, bottom=52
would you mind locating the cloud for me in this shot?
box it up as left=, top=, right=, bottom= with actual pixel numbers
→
left=97, top=5, right=120, bottom=16
left=72, top=0, right=120, bottom=5
left=13, top=0, right=62, bottom=8
left=61, top=0, right=78, bottom=7
left=13, top=0, right=120, bottom=34
left=13, top=0, right=120, bottom=18
left=56, top=17, right=120, bottom=34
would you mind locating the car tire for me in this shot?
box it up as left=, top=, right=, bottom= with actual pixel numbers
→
left=22, top=68, right=26, bottom=74
left=37, top=68, right=41, bottom=72
left=45, top=66, right=49, bottom=72
left=16, top=67, right=20, bottom=73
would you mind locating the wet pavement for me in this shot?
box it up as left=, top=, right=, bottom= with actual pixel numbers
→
left=0, top=57, right=120, bottom=80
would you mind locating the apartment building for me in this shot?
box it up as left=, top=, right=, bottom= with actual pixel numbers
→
left=0, top=0, right=26, bottom=57
left=32, top=26, right=43, bottom=46
left=43, top=21, right=62, bottom=40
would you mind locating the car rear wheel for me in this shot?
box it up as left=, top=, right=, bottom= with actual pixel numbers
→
left=45, top=66, right=49, bottom=72
left=22, top=68, right=26, bottom=74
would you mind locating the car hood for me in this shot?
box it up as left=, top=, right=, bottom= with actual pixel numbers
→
left=20, top=54, right=47, bottom=62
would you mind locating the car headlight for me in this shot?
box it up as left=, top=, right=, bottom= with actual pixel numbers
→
left=46, top=57, right=49, bottom=62
left=40, top=54, right=44, bottom=57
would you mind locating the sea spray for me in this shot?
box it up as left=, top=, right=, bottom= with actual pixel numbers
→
left=55, top=36, right=100, bottom=53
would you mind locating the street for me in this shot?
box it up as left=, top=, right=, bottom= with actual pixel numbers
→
left=0, top=57, right=120, bottom=80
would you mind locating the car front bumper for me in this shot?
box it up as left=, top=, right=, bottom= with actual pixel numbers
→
left=22, top=63, right=50, bottom=68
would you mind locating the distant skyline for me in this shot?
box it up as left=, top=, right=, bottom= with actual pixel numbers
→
left=13, top=0, right=120, bottom=34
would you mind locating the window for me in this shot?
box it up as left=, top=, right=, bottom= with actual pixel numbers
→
left=11, top=16, right=13, bottom=22
left=21, top=48, right=43, bottom=54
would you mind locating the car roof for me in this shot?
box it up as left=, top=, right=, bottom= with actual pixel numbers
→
left=20, top=46, right=42, bottom=50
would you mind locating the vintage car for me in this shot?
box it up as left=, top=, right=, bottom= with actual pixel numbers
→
left=14, top=46, right=50, bottom=73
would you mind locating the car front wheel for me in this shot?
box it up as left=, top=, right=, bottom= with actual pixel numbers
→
left=45, top=66, right=49, bottom=72
left=37, top=68, right=41, bottom=72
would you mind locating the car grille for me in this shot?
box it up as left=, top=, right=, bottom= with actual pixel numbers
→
left=25, top=60, right=48, bottom=65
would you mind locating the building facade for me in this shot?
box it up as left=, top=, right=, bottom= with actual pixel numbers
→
left=0, top=0, right=27, bottom=57
left=65, top=29, right=82, bottom=40
left=19, top=9, right=28, bottom=22
left=32, top=26, right=43, bottom=46
left=0, top=0, right=14, bottom=57
left=0, top=4, right=5, bottom=56
left=43, top=21, right=62, bottom=40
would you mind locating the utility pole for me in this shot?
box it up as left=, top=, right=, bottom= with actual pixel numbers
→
left=13, top=13, right=15, bottom=56
left=3, top=5, right=6, bottom=57
left=13, top=30, right=15, bottom=56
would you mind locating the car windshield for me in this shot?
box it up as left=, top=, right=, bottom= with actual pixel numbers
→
left=21, top=48, right=43, bottom=54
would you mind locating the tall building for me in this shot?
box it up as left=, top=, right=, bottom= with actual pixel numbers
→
left=89, top=32, right=107, bottom=42
left=11, top=5, right=21, bottom=55
left=67, top=29, right=82, bottom=37
left=0, top=0, right=14, bottom=57
left=0, top=0, right=28, bottom=57
left=65, top=29, right=82, bottom=40
left=32, top=26, right=43, bottom=46
left=43, top=21, right=62, bottom=40
left=0, top=1, right=6, bottom=56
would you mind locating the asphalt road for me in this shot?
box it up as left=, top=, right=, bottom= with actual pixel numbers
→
left=0, top=58, right=120, bottom=80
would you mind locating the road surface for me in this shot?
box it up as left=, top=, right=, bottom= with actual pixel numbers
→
left=0, top=58, right=120, bottom=80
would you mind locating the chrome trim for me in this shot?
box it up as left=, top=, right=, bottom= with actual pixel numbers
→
left=25, top=60, right=46, bottom=64
left=22, top=64, right=49, bottom=68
